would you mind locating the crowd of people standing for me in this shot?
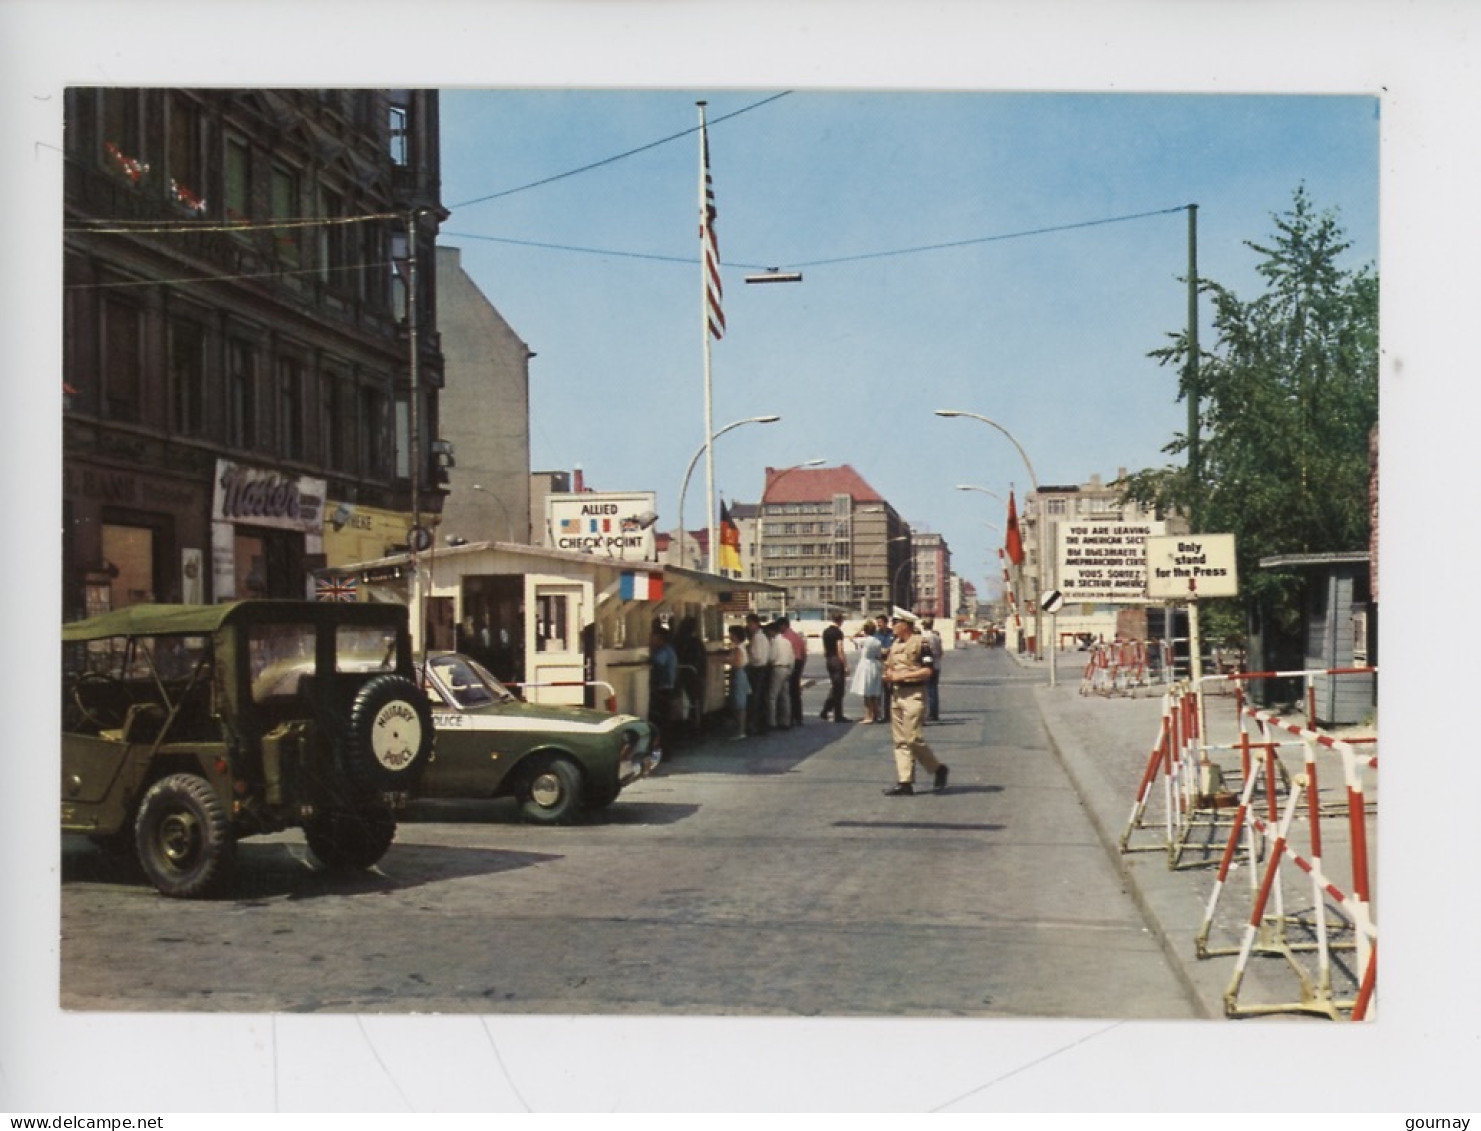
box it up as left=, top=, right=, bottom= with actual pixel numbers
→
left=653, top=608, right=950, bottom=795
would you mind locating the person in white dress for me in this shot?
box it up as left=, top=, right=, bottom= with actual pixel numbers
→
left=848, top=626, right=884, bottom=723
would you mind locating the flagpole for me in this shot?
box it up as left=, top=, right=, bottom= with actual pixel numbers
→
left=698, top=100, right=718, bottom=573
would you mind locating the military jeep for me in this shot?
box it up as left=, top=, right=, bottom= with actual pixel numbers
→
left=61, top=600, right=434, bottom=898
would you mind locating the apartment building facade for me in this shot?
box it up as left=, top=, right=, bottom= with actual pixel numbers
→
left=62, top=88, right=446, bottom=618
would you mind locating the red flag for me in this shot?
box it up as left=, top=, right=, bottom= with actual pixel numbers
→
left=1005, top=491, right=1025, bottom=566
left=699, top=117, right=725, bottom=340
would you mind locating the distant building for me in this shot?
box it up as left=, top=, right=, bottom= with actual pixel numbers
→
left=435, top=245, right=533, bottom=546
left=1017, top=469, right=1189, bottom=647
left=1020, top=469, right=1184, bottom=595
left=908, top=530, right=952, bottom=620
left=751, top=464, right=910, bottom=618
left=62, top=88, right=446, bottom=617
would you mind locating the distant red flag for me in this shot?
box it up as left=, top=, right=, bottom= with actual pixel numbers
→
left=1005, top=491, right=1025, bottom=566
left=699, top=114, right=725, bottom=340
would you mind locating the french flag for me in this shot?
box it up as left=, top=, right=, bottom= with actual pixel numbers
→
left=620, top=570, right=664, bottom=602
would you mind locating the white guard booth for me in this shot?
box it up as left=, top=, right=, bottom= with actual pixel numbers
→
left=341, top=540, right=781, bottom=720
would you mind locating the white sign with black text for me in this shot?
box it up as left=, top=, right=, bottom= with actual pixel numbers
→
left=1056, top=520, right=1165, bottom=604
left=1145, top=533, right=1239, bottom=599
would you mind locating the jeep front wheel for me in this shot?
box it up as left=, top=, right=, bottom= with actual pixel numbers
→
left=304, top=806, right=396, bottom=872
left=341, top=674, right=434, bottom=793
left=134, top=773, right=235, bottom=898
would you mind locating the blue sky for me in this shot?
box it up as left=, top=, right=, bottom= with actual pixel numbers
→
left=438, top=90, right=1378, bottom=593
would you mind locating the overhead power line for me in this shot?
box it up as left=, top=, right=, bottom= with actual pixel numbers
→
left=445, top=204, right=1195, bottom=274
left=446, top=91, right=792, bottom=211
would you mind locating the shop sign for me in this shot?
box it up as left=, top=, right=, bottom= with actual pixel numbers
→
left=213, top=460, right=325, bottom=533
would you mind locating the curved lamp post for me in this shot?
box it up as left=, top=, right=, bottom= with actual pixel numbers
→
left=755, top=457, right=826, bottom=614
left=936, top=408, right=1051, bottom=680
left=956, top=483, right=1004, bottom=504
left=859, top=533, right=910, bottom=614
left=471, top=483, right=516, bottom=543
left=677, top=414, right=780, bottom=570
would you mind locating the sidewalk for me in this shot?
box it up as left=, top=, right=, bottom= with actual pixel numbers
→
left=1024, top=648, right=1376, bottom=1021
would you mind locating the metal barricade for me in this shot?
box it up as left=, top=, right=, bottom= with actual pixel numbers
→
left=1195, top=701, right=1377, bottom=1020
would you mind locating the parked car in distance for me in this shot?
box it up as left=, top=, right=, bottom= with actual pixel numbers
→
left=417, top=651, right=659, bottom=823
left=61, top=600, right=435, bottom=898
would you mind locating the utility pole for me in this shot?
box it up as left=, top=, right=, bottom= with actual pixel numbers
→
left=1186, top=203, right=1201, bottom=532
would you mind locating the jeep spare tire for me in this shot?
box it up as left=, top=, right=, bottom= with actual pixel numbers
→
left=341, top=673, right=433, bottom=792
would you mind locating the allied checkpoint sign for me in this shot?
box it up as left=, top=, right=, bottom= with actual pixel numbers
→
left=545, top=491, right=658, bottom=562
left=1056, top=520, right=1166, bottom=604
left=1145, top=533, right=1239, bottom=599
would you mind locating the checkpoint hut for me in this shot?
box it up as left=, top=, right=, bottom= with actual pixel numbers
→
left=333, top=539, right=780, bottom=720
left=1254, top=550, right=1376, bottom=726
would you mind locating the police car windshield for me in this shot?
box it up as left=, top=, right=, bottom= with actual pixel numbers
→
left=428, top=653, right=514, bottom=708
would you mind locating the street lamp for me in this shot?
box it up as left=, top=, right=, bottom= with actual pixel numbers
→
left=956, top=483, right=1004, bottom=504
left=755, top=458, right=826, bottom=613
left=936, top=408, right=1050, bottom=677
left=677, top=414, right=780, bottom=570
left=471, top=484, right=516, bottom=543
left=859, top=533, right=910, bottom=614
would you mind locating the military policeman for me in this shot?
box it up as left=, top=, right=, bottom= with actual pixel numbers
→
left=880, top=611, right=949, bottom=796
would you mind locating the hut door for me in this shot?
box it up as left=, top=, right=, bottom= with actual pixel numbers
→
left=524, top=577, right=590, bottom=705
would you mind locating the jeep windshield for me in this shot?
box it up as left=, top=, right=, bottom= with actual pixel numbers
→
left=424, top=652, right=516, bottom=709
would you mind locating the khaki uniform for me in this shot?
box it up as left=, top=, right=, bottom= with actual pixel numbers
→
left=884, top=633, right=941, bottom=783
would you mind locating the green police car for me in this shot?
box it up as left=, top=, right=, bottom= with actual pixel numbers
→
left=417, top=651, right=659, bottom=823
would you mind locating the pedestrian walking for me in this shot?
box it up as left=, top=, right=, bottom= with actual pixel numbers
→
left=766, top=619, right=794, bottom=729
left=744, top=613, right=770, bottom=736
left=819, top=611, right=851, bottom=722
left=648, top=623, right=679, bottom=751
left=725, top=623, right=750, bottom=739
left=880, top=611, right=948, bottom=796
left=920, top=615, right=943, bottom=722
left=781, top=616, right=807, bottom=727
left=848, top=623, right=884, bottom=723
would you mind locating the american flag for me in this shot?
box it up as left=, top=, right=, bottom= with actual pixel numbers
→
left=700, top=115, right=725, bottom=341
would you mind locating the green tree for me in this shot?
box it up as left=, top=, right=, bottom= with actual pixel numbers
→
left=1123, top=186, right=1379, bottom=637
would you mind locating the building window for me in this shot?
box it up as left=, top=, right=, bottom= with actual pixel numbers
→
left=270, top=165, right=300, bottom=267
left=224, top=134, right=251, bottom=227
left=323, top=371, right=346, bottom=471
left=387, top=98, right=409, bottom=166
left=318, top=186, right=348, bottom=287
left=102, top=522, right=156, bottom=609
left=169, top=319, right=206, bottom=437
left=100, top=90, right=146, bottom=187
left=362, top=387, right=385, bottom=479
left=167, top=94, right=205, bottom=215
left=227, top=338, right=258, bottom=450
left=278, top=356, right=304, bottom=461
left=100, top=297, right=142, bottom=422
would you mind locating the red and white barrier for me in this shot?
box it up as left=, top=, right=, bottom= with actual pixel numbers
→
left=510, top=679, right=620, bottom=713
left=1186, top=684, right=1377, bottom=1020
left=1155, top=672, right=1386, bottom=1024
left=1080, top=640, right=1158, bottom=698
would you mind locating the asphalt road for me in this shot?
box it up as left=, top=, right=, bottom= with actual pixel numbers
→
left=59, top=646, right=1194, bottom=1021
